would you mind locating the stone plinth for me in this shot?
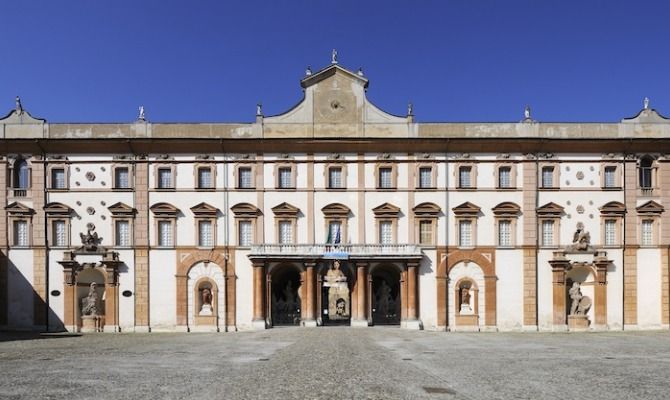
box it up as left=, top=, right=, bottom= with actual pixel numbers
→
left=455, top=314, right=479, bottom=330
left=81, top=315, right=101, bottom=333
left=568, top=315, right=590, bottom=332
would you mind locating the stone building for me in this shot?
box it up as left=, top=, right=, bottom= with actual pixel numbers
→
left=1, top=59, right=669, bottom=333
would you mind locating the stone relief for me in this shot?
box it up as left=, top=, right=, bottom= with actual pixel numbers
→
left=569, top=222, right=591, bottom=252
left=569, top=282, right=592, bottom=316
left=79, top=228, right=102, bottom=252
left=324, top=260, right=349, bottom=320
left=81, top=282, right=101, bottom=316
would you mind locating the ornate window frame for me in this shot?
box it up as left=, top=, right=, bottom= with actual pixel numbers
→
left=112, top=161, right=134, bottom=190
left=231, top=202, right=262, bottom=247
left=415, top=162, right=437, bottom=190
left=154, top=163, right=176, bottom=190
left=636, top=200, right=663, bottom=247
left=46, top=162, right=70, bottom=191
left=539, top=162, right=559, bottom=190
left=44, top=202, right=72, bottom=248
left=108, top=202, right=137, bottom=248
left=537, top=202, right=564, bottom=248
left=234, top=163, right=256, bottom=190
left=375, top=163, right=397, bottom=190
left=452, top=202, right=480, bottom=248
left=324, top=162, right=347, bottom=190
left=275, top=162, right=296, bottom=190
left=321, top=203, right=351, bottom=243
left=492, top=202, right=521, bottom=248
left=7, top=202, right=34, bottom=247
left=412, top=202, right=440, bottom=246
left=454, top=162, right=477, bottom=190
left=637, top=155, right=658, bottom=195
left=272, top=202, right=300, bottom=243
left=600, top=163, right=621, bottom=190
left=372, top=202, right=401, bottom=244
left=194, top=161, right=216, bottom=190
left=494, top=163, right=517, bottom=190
left=599, top=201, right=625, bottom=247
left=191, top=202, right=219, bottom=248
left=150, top=202, right=180, bottom=248
left=8, top=155, right=33, bottom=197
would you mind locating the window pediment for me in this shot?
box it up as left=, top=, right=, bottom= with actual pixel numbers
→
left=412, top=202, right=441, bottom=217
left=372, top=202, right=401, bottom=218
left=272, top=202, right=300, bottom=217
left=6, top=202, right=34, bottom=216
left=44, top=202, right=72, bottom=216
left=492, top=202, right=521, bottom=217
left=231, top=202, right=262, bottom=217
left=536, top=202, right=564, bottom=217
left=150, top=202, right=180, bottom=217
left=321, top=203, right=351, bottom=217
left=190, top=202, right=219, bottom=217
left=452, top=201, right=481, bottom=217
left=599, top=201, right=626, bottom=216
left=107, top=202, right=136, bottom=217
left=636, top=200, right=664, bottom=215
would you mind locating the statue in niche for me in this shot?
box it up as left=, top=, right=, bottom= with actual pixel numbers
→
left=460, top=285, right=473, bottom=314
left=199, top=286, right=213, bottom=316
left=325, top=260, right=349, bottom=320
left=569, top=282, right=592, bottom=316
left=79, top=228, right=102, bottom=252
left=324, top=260, right=346, bottom=287
left=571, top=222, right=591, bottom=251
left=81, top=282, right=101, bottom=316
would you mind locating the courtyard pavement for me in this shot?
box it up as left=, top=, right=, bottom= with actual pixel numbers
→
left=0, top=328, right=669, bottom=399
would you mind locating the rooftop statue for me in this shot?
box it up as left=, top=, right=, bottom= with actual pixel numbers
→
left=331, top=49, right=338, bottom=64
left=15, top=96, right=23, bottom=114
left=138, top=105, right=146, bottom=121
left=644, top=97, right=650, bottom=110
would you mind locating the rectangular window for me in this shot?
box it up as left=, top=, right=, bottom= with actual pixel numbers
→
left=379, top=221, right=393, bottom=244
left=238, top=221, right=252, bottom=246
left=198, top=168, right=213, bottom=189
left=53, top=220, right=66, bottom=247
left=419, top=167, right=432, bottom=188
left=158, top=168, right=173, bottom=189
left=459, top=166, right=472, bottom=188
left=115, top=220, right=130, bottom=246
left=459, top=220, right=472, bottom=247
left=327, top=221, right=342, bottom=244
left=51, top=168, right=66, bottom=189
left=279, top=221, right=293, bottom=244
left=498, top=167, right=511, bottom=188
left=328, top=167, right=343, bottom=189
left=198, top=220, right=213, bottom=247
left=604, top=219, right=616, bottom=246
left=379, top=167, right=393, bottom=188
left=542, top=167, right=554, bottom=188
left=238, top=167, right=253, bottom=188
left=498, top=220, right=511, bottom=246
left=13, top=220, right=28, bottom=246
left=115, top=167, right=130, bottom=189
left=641, top=219, right=653, bottom=246
left=278, top=167, right=292, bottom=189
left=542, top=220, right=554, bottom=246
left=419, top=220, right=432, bottom=245
left=158, top=221, right=172, bottom=247
left=604, top=167, right=616, bottom=188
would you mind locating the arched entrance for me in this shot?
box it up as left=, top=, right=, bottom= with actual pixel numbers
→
left=318, top=260, right=354, bottom=326
left=270, top=264, right=302, bottom=326
left=186, top=261, right=225, bottom=331
left=370, top=264, right=401, bottom=325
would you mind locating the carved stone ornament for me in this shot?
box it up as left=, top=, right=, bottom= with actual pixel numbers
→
left=85, top=172, right=95, bottom=181
left=86, top=207, right=95, bottom=215
left=78, top=228, right=103, bottom=253
left=576, top=171, right=584, bottom=180
left=569, top=222, right=591, bottom=252
left=569, top=282, right=592, bottom=316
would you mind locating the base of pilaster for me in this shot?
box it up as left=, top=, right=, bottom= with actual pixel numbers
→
left=522, top=325, right=538, bottom=332
left=190, top=325, right=220, bottom=333
left=103, top=325, right=119, bottom=333
left=225, top=325, right=238, bottom=332
left=435, top=325, right=447, bottom=332
left=592, top=324, right=609, bottom=331
left=661, top=324, right=670, bottom=330
left=623, top=324, right=639, bottom=330
left=134, top=325, right=151, bottom=333
left=175, top=325, right=189, bottom=332
left=481, top=326, right=498, bottom=332
left=252, top=319, right=266, bottom=330
left=402, top=319, right=422, bottom=330
left=350, top=319, right=369, bottom=328
left=301, top=319, right=317, bottom=328
left=552, top=324, right=568, bottom=332
left=451, top=325, right=479, bottom=332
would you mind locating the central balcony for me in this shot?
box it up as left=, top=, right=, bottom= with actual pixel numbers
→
left=249, top=243, right=423, bottom=261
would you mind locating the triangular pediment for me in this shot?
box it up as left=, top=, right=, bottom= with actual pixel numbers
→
left=372, top=202, right=401, bottom=217
left=536, top=202, right=564, bottom=216
left=636, top=200, right=664, bottom=215
left=321, top=203, right=351, bottom=217
left=6, top=202, right=34, bottom=216
left=44, top=202, right=72, bottom=216
left=231, top=202, right=262, bottom=217
left=190, top=202, right=219, bottom=217
left=150, top=202, right=180, bottom=216
left=492, top=202, right=521, bottom=217
left=272, top=202, right=300, bottom=216
left=300, top=64, right=369, bottom=89
left=107, top=202, right=137, bottom=216
left=452, top=202, right=481, bottom=216
left=412, top=202, right=441, bottom=217
left=599, top=201, right=626, bottom=215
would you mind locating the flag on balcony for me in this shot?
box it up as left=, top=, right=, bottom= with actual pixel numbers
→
left=326, top=228, right=332, bottom=244
left=334, top=227, right=341, bottom=244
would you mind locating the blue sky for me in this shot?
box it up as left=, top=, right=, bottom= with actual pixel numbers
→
left=1, top=1, right=668, bottom=123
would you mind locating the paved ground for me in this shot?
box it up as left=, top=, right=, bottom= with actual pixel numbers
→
left=1, top=328, right=669, bottom=400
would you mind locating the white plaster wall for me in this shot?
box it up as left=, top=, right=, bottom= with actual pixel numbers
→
left=447, top=261, right=485, bottom=328
left=606, top=250, right=623, bottom=329
left=66, top=161, right=114, bottom=190
left=495, top=249, right=523, bottom=330
left=7, top=250, right=34, bottom=329
left=537, top=250, right=554, bottom=330
left=637, top=248, right=662, bottom=328
left=47, top=251, right=65, bottom=330
left=149, top=250, right=177, bottom=329
left=418, top=249, right=437, bottom=329
left=235, top=249, right=254, bottom=330
left=117, top=250, right=135, bottom=330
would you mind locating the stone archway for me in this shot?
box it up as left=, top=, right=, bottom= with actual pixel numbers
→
left=268, top=263, right=303, bottom=326
left=317, top=259, right=354, bottom=326
left=186, top=262, right=225, bottom=332
left=370, top=263, right=402, bottom=325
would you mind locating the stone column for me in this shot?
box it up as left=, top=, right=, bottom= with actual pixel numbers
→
left=549, top=252, right=569, bottom=331
left=252, top=261, right=266, bottom=330
left=352, top=262, right=369, bottom=327
left=404, top=262, right=421, bottom=329
left=594, top=252, right=611, bottom=329
left=302, top=261, right=317, bottom=327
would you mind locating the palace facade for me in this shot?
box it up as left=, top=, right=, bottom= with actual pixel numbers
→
left=1, top=60, right=669, bottom=333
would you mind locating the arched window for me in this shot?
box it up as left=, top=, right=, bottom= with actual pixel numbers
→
left=14, top=159, right=29, bottom=189
left=639, top=156, right=654, bottom=189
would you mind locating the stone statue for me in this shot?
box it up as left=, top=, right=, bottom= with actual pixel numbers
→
left=569, top=282, right=592, bottom=316
left=407, top=102, right=413, bottom=116
left=572, top=222, right=591, bottom=251
left=461, top=286, right=471, bottom=305
left=138, top=106, right=145, bottom=121
left=335, top=298, right=346, bottom=317
left=324, top=260, right=346, bottom=287
left=325, top=260, right=349, bottom=320
left=79, top=228, right=102, bottom=252
left=201, top=287, right=212, bottom=306
left=644, top=97, right=650, bottom=110
left=81, top=282, right=100, bottom=316
left=331, top=49, right=338, bottom=64
left=357, top=67, right=364, bottom=77
left=305, top=66, right=312, bottom=76
left=524, top=105, right=531, bottom=119
left=15, top=96, right=23, bottom=114
left=256, top=103, right=262, bottom=116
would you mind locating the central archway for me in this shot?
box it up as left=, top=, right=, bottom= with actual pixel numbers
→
left=370, top=264, right=401, bottom=325
left=270, top=264, right=302, bottom=326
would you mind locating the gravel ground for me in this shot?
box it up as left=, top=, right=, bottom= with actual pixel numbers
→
left=0, top=328, right=669, bottom=400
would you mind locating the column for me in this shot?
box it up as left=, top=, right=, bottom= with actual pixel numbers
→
left=549, top=252, right=569, bottom=331
left=594, top=252, right=611, bottom=329
left=302, top=261, right=317, bottom=327
left=252, top=261, right=266, bottom=330
left=404, top=262, right=421, bottom=329
left=352, top=262, right=368, bottom=327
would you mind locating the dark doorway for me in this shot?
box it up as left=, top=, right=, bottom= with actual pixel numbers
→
left=271, top=267, right=301, bottom=326
left=320, top=260, right=353, bottom=326
left=371, top=267, right=401, bottom=325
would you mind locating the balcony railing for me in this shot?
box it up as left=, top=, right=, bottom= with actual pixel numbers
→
left=249, top=243, right=423, bottom=259
left=12, top=189, right=27, bottom=197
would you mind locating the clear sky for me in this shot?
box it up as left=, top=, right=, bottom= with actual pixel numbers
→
left=1, top=0, right=669, bottom=123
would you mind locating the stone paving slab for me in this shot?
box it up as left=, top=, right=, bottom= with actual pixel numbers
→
left=0, top=329, right=669, bottom=399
